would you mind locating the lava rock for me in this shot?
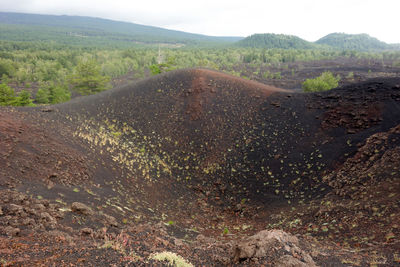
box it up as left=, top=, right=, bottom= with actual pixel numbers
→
left=102, top=214, right=118, bottom=227
left=80, top=227, right=94, bottom=236
left=5, top=204, right=24, bottom=215
left=3, top=226, right=20, bottom=237
left=71, top=202, right=94, bottom=216
left=233, top=230, right=316, bottom=266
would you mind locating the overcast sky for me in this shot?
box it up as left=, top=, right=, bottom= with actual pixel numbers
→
left=1, top=0, right=399, bottom=43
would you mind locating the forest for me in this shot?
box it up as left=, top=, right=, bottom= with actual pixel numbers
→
left=2, top=38, right=400, bottom=106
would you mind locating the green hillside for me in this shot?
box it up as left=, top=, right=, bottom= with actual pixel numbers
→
left=237, top=32, right=400, bottom=51
left=316, top=33, right=392, bottom=51
left=236, top=33, right=317, bottom=49
left=0, top=12, right=243, bottom=47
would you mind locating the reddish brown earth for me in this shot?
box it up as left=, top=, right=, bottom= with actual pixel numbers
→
left=1, top=68, right=400, bottom=266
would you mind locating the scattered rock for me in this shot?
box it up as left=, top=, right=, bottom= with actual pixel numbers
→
left=275, top=255, right=312, bottom=267
left=21, top=218, right=35, bottom=226
left=71, top=202, right=94, bottom=216
left=48, top=173, right=58, bottom=179
left=80, top=227, right=94, bottom=236
left=3, top=226, right=20, bottom=237
left=40, top=212, right=56, bottom=224
left=271, top=101, right=281, bottom=107
left=5, top=204, right=24, bottom=215
left=195, top=234, right=215, bottom=244
left=102, top=214, right=118, bottom=227
left=32, top=203, right=46, bottom=212
left=174, top=238, right=184, bottom=247
left=95, top=228, right=107, bottom=239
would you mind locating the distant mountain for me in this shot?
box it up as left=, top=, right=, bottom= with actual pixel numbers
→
left=315, top=33, right=394, bottom=51
left=236, top=33, right=317, bottom=49
left=0, top=12, right=243, bottom=46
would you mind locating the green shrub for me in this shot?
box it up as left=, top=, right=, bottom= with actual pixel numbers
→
left=49, top=84, right=70, bottom=104
left=302, top=71, right=340, bottom=92
left=149, top=64, right=161, bottom=75
left=0, top=60, right=15, bottom=78
left=16, top=90, right=35, bottom=106
left=36, top=82, right=71, bottom=104
left=1, top=74, right=10, bottom=84
left=0, top=84, right=35, bottom=106
left=149, top=62, right=176, bottom=76
left=0, top=83, right=16, bottom=105
left=35, top=88, right=50, bottom=104
left=346, top=71, right=354, bottom=80
left=273, top=72, right=282, bottom=79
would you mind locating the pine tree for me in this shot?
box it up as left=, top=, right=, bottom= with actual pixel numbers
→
left=0, top=83, right=16, bottom=106
left=69, top=59, right=110, bottom=95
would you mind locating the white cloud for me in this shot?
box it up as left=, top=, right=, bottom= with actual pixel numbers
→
left=0, top=0, right=399, bottom=43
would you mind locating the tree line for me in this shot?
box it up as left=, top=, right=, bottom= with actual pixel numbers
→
left=1, top=40, right=400, bottom=106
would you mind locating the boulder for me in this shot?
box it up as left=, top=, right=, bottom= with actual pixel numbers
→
left=71, top=202, right=93, bottom=216
left=102, top=214, right=118, bottom=227
left=233, top=230, right=316, bottom=266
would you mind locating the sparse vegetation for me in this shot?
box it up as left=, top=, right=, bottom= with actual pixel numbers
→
left=346, top=71, right=354, bottom=80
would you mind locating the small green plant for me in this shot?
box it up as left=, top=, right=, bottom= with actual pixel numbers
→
left=150, top=251, right=194, bottom=267
left=17, top=90, right=35, bottom=106
left=111, top=131, right=122, bottom=138
left=223, top=227, right=229, bottom=235
left=263, top=70, right=271, bottom=79
left=149, top=64, right=161, bottom=75
left=273, top=72, right=282, bottom=79
left=1, top=74, right=10, bottom=84
left=346, top=71, right=354, bottom=80
left=0, top=83, right=16, bottom=105
left=302, top=71, right=340, bottom=92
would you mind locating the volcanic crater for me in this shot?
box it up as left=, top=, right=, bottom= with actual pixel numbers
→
left=1, top=68, right=400, bottom=266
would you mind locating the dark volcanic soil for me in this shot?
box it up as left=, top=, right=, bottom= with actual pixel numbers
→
left=1, top=68, right=399, bottom=266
